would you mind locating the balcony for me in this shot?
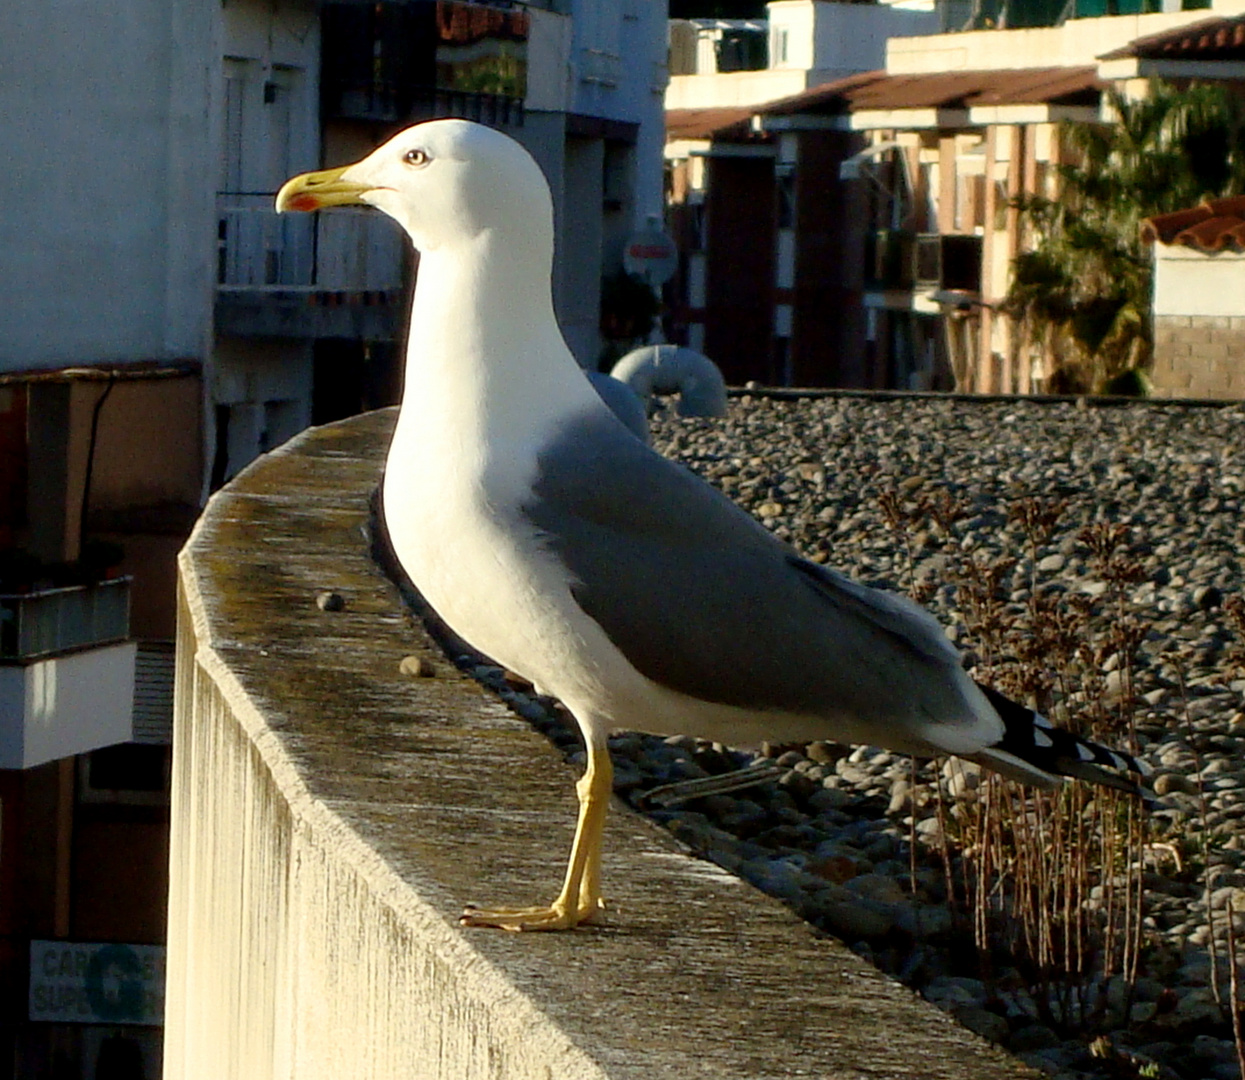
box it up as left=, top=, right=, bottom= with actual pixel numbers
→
left=215, top=195, right=405, bottom=340
left=0, top=579, right=135, bottom=769
left=866, top=231, right=983, bottom=296
left=0, top=577, right=129, bottom=660
left=166, top=410, right=1041, bottom=1079
left=961, top=0, right=1205, bottom=29
left=915, top=233, right=984, bottom=294
left=320, top=0, right=526, bottom=124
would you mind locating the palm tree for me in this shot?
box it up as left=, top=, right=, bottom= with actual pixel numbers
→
left=1004, top=82, right=1245, bottom=393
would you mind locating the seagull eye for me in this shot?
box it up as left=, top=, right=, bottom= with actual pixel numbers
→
left=403, top=148, right=429, bottom=167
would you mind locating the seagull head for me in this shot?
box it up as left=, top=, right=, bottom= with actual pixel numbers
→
left=276, top=119, right=552, bottom=253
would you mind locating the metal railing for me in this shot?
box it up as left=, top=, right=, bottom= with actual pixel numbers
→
left=0, top=577, right=131, bottom=661
left=216, top=194, right=405, bottom=292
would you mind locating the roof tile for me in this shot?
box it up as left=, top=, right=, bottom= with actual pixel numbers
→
left=1143, top=197, right=1245, bottom=251
left=1100, top=14, right=1245, bottom=60
left=756, top=66, right=1101, bottom=115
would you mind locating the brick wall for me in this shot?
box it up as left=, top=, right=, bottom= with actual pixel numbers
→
left=1151, top=315, right=1245, bottom=399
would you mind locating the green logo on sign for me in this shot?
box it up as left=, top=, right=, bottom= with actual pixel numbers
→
left=85, top=945, right=145, bottom=1022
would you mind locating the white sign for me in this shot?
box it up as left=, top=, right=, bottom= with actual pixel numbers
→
left=29, top=940, right=165, bottom=1025
left=623, top=228, right=678, bottom=286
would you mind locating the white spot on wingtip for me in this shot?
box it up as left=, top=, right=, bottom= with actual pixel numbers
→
left=1077, top=743, right=1096, bottom=762
left=1033, top=712, right=1054, bottom=729
left=1034, top=729, right=1054, bottom=748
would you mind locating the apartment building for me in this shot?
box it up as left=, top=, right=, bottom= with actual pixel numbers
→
left=665, top=0, right=1245, bottom=391
left=0, top=2, right=666, bottom=1076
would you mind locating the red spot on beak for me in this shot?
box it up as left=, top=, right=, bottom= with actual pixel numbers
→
left=288, top=194, right=321, bottom=212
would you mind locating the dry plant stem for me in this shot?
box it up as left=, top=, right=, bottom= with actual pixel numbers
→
left=933, top=769, right=960, bottom=926
left=892, top=488, right=1149, bottom=1031
left=908, top=755, right=918, bottom=899
left=1227, top=899, right=1245, bottom=1080
left=1174, top=662, right=1224, bottom=1010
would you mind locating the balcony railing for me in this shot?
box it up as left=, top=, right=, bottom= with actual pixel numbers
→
left=216, top=194, right=405, bottom=293
left=963, top=0, right=1185, bottom=29
left=0, top=578, right=130, bottom=661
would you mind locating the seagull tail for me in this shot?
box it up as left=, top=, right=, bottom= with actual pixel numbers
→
left=964, top=683, right=1153, bottom=802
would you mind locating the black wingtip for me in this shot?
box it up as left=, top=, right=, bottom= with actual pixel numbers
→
left=975, top=682, right=1153, bottom=803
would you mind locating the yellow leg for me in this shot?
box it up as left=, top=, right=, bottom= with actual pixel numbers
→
left=461, top=743, right=613, bottom=931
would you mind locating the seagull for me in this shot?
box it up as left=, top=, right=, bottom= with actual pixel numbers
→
left=276, top=120, right=1148, bottom=931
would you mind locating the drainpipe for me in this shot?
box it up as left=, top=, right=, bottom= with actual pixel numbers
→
left=79, top=372, right=117, bottom=564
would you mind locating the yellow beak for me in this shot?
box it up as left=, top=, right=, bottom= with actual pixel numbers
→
left=275, top=165, right=372, bottom=213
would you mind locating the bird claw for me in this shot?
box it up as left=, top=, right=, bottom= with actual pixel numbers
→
left=459, top=896, right=605, bottom=932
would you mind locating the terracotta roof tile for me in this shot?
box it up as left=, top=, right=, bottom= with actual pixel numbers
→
left=1100, top=14, right=1245, bottom=61
left=755, top=66, right=1102, bottom=116
left=665, top=107, right=758, bottom=141
left=1143, top=196, right=1245, bottom=251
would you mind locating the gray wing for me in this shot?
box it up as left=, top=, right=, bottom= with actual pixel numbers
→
left=522, top=410, right=983, bottom=732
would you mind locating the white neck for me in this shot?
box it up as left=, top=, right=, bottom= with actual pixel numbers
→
left=395, top=228, right=597, bottom=453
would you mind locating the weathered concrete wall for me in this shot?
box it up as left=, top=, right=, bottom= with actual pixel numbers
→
left=1152, top=315, right=1245, bottom=400
left=168, top=409, right=1040, bottom=1080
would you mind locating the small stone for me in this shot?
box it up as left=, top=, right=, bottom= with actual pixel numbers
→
left=914, top=816, right=943, bottom=842
left=399, top=655, right=434, bottom=677
left=1194, top=584, right=1224, bottom=610
left=1036, top=553, right=1066, bottom=573
left=943, top=759, right=981, bottom=799
left=315, top=590, right=345, bottom=611
left=820, top=898, right=894, bottom=940
left=923, top=976, right=987, bottom=1009
left=893, top=903, right=952, bottom=938
left=1172, top=987, right=1223, bottom=1026
left=887, top=779, right=912, bottom=815
left=808, top=786, right=852, bottom=812
left=951, top=1005, right=1009, bottom=1044
left=1191, top=1034, right=1238, bottom=1066
left=844, top=873, right=908, bottom=905
left=807, top=853, right=864, bottom=884
left=807, top=741, right=849, bottom=766
left=1153, top=773, right=1197, bottom=797
left=1008, top=1023, right=1061, bottom=1053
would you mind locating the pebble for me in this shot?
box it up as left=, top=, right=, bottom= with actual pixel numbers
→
left=399, top=654, right=434, bottom=677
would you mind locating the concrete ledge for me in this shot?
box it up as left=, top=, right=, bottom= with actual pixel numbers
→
left=167, top=409, right=1039, bottom=1080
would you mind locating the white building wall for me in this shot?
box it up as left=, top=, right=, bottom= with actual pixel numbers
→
left=808, top=3, right=941, bottom=77
left=569, top=0, right=668, bottom=226
left=1153, top=247, right=1245, bottom=318
left=0, top=0, right=219, bottom=372
left=526, top=9, right=574, bottom=114
left=885, top=8, right=1230, bottom=73
left=621, top=0, right=671, bottom=226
